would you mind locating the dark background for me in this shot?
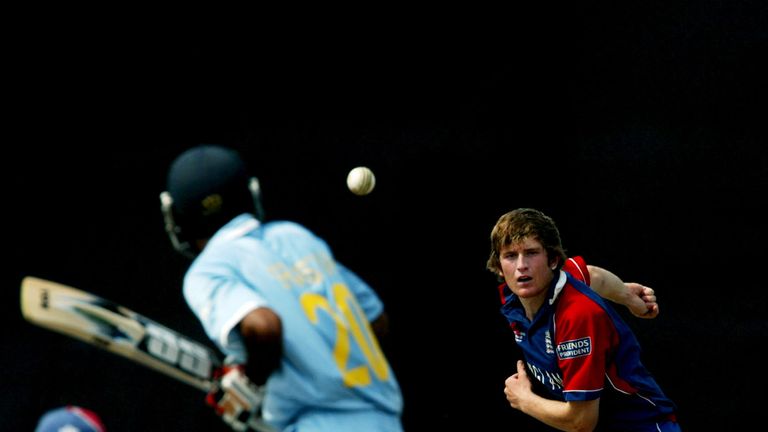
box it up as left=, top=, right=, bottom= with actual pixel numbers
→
left=4, top=3, right=767, bottom=431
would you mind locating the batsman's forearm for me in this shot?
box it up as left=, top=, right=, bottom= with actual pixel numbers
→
left=240, top=307, right=283, bottom=385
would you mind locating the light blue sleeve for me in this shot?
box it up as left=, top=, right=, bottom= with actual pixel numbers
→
left=183, top=268, right=268, bottom=362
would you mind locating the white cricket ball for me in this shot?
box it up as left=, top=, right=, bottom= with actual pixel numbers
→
left=346, top=166, right=376, bottom=196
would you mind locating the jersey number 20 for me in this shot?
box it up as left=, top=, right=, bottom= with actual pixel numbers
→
left=300, top=283, right=390, bottom=387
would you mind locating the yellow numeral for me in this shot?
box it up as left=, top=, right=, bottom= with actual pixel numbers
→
left=300, top=283, right=389, bottom=387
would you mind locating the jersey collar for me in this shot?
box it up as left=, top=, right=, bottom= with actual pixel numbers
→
left=549, top=270, right=567, bottom=305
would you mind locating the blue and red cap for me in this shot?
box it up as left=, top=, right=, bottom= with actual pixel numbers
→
left=35, top=405, right=106, bottom=432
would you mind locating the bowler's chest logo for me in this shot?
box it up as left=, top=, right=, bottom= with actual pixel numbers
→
left=545, top=330, right=554, bottom=354
left=556, top=337, right=592, bottom=360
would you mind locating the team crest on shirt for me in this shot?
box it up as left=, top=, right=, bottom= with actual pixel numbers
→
left=545, top=330, right=554, bottom=354
left=556, top=337, right=592, bottom=360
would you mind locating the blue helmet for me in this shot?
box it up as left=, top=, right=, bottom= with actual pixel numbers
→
left=160, top=145, right=264, bottom=258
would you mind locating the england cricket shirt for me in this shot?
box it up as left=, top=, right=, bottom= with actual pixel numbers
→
left=498, top=257, right=678, bottom=430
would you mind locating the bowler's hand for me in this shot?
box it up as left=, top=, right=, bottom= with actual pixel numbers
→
left=625, top=283, right=659, bottom=319
left=504, top=360, right=532, bottom=411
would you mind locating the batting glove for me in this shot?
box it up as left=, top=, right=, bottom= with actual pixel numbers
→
left=206, top=365, right=273, bottom=432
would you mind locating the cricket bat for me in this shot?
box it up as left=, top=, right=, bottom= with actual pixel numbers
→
left=20, top=275, right=221, bottom=392
left=21, top=276, right=278, bottom=432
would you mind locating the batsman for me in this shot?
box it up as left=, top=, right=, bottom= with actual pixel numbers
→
left=160, top=145, right=404, bottom=432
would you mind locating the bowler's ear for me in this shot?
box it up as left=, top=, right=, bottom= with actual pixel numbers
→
left=550, top=257, right=560, bottom=270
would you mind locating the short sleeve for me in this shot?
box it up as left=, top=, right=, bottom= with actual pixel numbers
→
left=563, top=256, right=590, bottom=285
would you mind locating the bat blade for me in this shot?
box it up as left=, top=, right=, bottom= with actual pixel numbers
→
left=20, top=276, right=220, bottom=392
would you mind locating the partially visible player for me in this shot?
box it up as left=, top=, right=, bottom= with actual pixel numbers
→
left=160, top=145, right=403, bottom=432
left=487, top=208, right=680, bottom=431
left=35, top=405, right=106, bottom=432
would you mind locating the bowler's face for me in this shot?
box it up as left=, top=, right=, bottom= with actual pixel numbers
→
left=499, top=236, right=554, bottom=299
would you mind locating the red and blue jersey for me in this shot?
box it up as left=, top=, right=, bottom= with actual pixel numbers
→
left=498, top=257, right=678, bottom=431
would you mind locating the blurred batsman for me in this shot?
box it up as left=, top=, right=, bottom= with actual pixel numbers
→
left=160, top=145, right=403, bottom=431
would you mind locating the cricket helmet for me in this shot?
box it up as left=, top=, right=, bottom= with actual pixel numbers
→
left=160, top=145, right=264, bottom=258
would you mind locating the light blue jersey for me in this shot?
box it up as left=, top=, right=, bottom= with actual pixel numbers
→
left=183, top=214, right=403, bottom=432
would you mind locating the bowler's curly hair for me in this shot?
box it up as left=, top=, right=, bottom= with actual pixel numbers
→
left=486, top=208, right=567, bottom=276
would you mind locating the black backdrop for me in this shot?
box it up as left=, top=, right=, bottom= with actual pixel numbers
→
left=4, top=4, right=766, bottom=431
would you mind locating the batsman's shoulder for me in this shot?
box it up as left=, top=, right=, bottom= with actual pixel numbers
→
left=266, top=220, right=313, bottom=236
